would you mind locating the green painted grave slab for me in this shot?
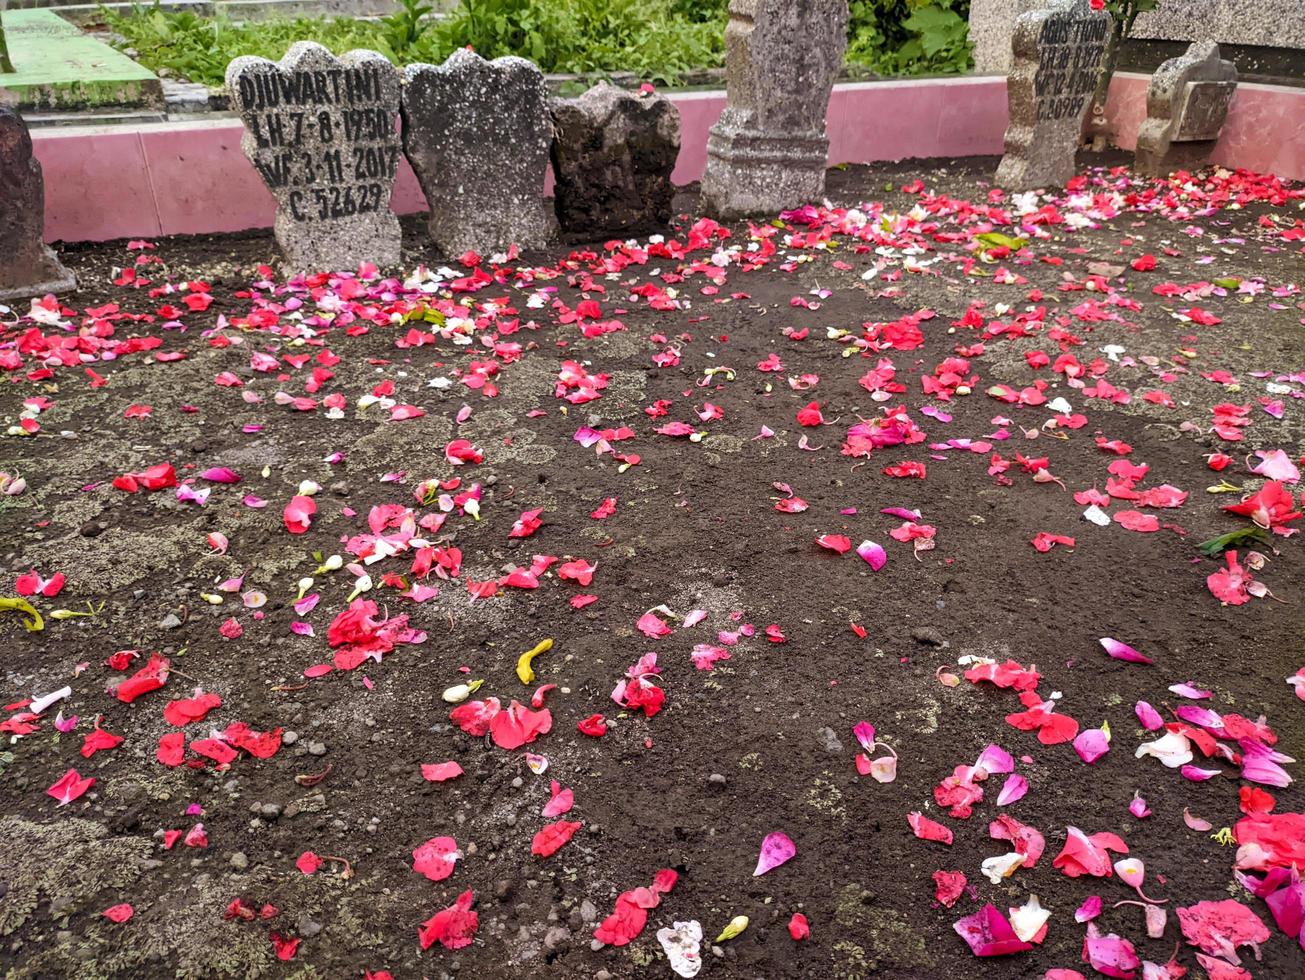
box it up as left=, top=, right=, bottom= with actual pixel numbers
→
left=0, top=8, right=162, bottom=110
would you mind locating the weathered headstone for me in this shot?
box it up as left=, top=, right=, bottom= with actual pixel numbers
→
left=1135, top=42, right=1237, bottom=175
left=401, top=50, right=556, bottom=257
left=226, top=43, right=402, bottom=272
left=699, top=0, right=849, bottom=219
left=993, top=0, right=1109, bottom=191
left=0, top=103, right=76, bottom=303
left=549, top=83, right=681, bottom=239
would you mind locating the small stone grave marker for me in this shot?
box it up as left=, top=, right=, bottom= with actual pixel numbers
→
left=993, top=0, right=1109, bottom=191
left=401, top=50, right=556, bottom=257
left=700, top=0, right=849, bottom=219
left=1, top=102, right=76, bottom=303
left=549, top=82, right=681, bottom=239
left=1135, top=42, right=1237, bottom=175
left=226, top=42, right=402, bottom=272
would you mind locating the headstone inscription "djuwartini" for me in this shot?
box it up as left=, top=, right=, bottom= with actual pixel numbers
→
left=226, top=42, right=402, bottom=271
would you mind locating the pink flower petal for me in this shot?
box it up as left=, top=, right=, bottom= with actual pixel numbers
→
left=997, top=774, right=1029, bottom=806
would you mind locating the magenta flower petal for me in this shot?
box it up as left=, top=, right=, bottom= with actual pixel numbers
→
left=200, top=467, right=242, bottom=483
left=1180, top=765, right=1222, bottom=781
left=1135, top=701, right=1164, bottom=730
left=754, top=831, right=796, bottom=876
left=855, top=540, right=887, bottom=571
left=1082, top=924, right=1140, bottom=979
left=1239, top=739, right=1295, bottom=788
left=952, top=903, right=1033, bottom=956
left=851, top=721, right=876, bottom=753
left=1099, top=637, right=1152, bottom=664
left=1073, top=727, right=1110, bottom=764
left=1169, top=681, right=1212, bottom=699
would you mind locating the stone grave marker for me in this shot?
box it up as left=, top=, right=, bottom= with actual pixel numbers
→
left=700, top=0, right=849, bottom=219
left=1135, top=42, right=1238, bottom=175
left=1, top=102, right=77, bottom=303
left=401, top=49, right=556, bottom=257
left=549, top=82, right=681, bottom=239
left=226, top=42, right=402, bottom=272
left=993, top=0, right=1109, bottom=191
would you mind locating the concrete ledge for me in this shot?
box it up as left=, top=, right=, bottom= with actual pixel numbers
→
left=29, top=73, right=1305, bottom=243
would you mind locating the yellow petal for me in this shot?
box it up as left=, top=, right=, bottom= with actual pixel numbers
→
left=517, top=638, right=553, bottom=685
left=0, top=597, right=44, bottom=632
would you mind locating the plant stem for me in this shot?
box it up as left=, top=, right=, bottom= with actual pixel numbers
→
left=0, top=3, right=16, bottom=75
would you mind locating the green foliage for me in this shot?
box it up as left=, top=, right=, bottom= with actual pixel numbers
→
left=103, top=4, right=389, bottom=84
left=846, top=0, right=972, bottom=76
left=414, top=0, right=727, bottom=83
left=105, top=0, right=974, bottom=88
left=380, top=0, right=435, bottom=58
left=105, top=0, right=725, bottom=87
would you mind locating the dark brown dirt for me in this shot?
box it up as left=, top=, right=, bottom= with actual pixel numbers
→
left=1, top=156, right=1303, bottom=980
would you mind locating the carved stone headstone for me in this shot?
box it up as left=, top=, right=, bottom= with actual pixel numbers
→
left=549, top=83, right=681, bottom=239
left=1135, top=42, right=1237, bottom=175
left=226, top=43, right=402, bottom=272
left=402, top=50, right=556, bottom=257
left=0, top=104, right=76, bottom=303
left=700, top=0, right=849, bottom=219
left=993, top=0, right=1109, bottom=191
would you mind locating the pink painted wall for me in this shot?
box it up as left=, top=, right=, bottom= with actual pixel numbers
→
left=31, top=74, right=1305, bottom=243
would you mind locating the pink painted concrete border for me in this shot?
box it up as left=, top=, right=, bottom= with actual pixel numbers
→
left=31, top=73, right=1305, bottom=243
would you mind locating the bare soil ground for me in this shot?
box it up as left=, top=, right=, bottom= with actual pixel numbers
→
left=1, top=156, right=1303, bottom=980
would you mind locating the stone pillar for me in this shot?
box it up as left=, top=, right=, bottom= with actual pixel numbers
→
left=993, top=0, right=1110, bottom=191
left=700, top=0, right=849, bottom=220
left=401, top=50, right=556, bottom=257
left=1135, top=42, right=1237, bottom=175
left=226, top=43, right=403, bottom=273
left=1, top=104, right=77, bottom=303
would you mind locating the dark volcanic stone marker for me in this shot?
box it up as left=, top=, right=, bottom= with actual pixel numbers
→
left=402, top=50, right=556, bottom=257
left=700, top=0, right=849, bottom=219
left=0, top=104, right=76, bottom=303
left=226, top=42, right=402, bottom=272
left=1135, top=41, right=1238, bottom=176
left=549, top=82, right=681, bottom=239
left=993, top=0, right=1109, bottom=191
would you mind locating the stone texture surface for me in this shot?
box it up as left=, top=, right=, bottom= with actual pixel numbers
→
left=401, top=49, right=556, bottom=257
left=993, top=0, right=1109, bottom=191
left=971, top=0, right=1305, bottom=74
left=700, top=0, right=849, bottom=220
left=226, top=42, right=402, bottom=272
left=1135, top=42, right=1238, bottom=174
left=0, top=104, right=77, bottom=303
left=549, top=82, right=681, bottom=239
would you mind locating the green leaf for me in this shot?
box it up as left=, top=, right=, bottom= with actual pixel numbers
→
left=1196, top=526, right=1271, bottom=558
left=975, top=232, right=1028, bottom=252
